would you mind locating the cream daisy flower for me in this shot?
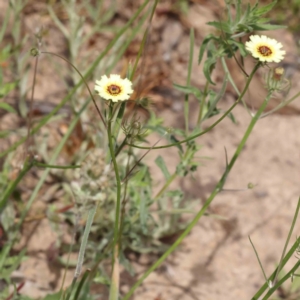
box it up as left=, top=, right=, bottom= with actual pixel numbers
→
left=245, top=35, right=286, bottom=63
left=95, top=74, right=133, bottom=102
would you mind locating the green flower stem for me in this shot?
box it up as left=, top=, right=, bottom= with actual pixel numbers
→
left=128, top=62, right=261, bottom=150
left=108, top=105, right=122, bottom=300
left=123, top=66, right=269, bottom=300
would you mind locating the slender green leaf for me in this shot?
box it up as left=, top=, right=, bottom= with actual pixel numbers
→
left=0, top=102, right=17, bottom=113
left=198, top=34, right=217, bottom=64
left=43, top=291, right=63, bottom=300
left=235, top=0, right=242, bottom=24
left=229, top=40, right=248, bottom=57
left=155, top=156, right=171, bottom=180
left=0, top=82, right=17, bottom=98
left=254, top=0, right=277, bottom=16
left=252, top=24, right=286, bottom=31
left=207, top=21, right=232, bottom=34
left=203, top=57, right=217, bottom=85
left=173, top=83, right=202, bottom=99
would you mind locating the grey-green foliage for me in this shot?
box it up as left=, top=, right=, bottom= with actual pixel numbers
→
left=199, top=0, right=286, bottom=84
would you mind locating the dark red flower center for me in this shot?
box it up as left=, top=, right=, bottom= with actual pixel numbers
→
left=107, top=84, right=121, bottom=95
left=258, top=46, right=272, bottom=57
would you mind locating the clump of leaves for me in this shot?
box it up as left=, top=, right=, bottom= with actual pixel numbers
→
left=199, top=0, right=286, bottom=84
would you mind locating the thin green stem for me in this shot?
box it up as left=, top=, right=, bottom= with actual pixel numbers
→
left=123, top=65, right=269, bottom=300
left=34, top=162, right=80, bottom=169
left=26, top=54, right=39, bottom=156
left=128, top=63, right=261, bottom=150
left=108, top=105, right=122, bottom=300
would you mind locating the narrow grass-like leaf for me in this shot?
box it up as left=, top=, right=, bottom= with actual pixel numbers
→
left=73, top=270, right=90, bottom=300
left=252, top=239, right=300, bottom=298
left=0, top=102, right=17, bottom=113
left=249, top=236, right=269, bottom=285
left=198, top=34, right=216, bottom=64
left=235, top=0, right=242, bottom=24
left=253, top=0, right=277, bottom=16
left=173, top=84, right=202, bottom=99
left=207, top=21, right=232, bottom=34
left=203, top=56, right=217, bottom=85
left=0, top=158, right=33, bottom=214
left=74, top=207, right=97, bottom=279
left=0, top=82, right=18, bottom=98
left=0, top=244, right=10, bottom=272
left=252, top=24, right=286, bottom=31
left=0, top=249, right=26, bottom=279
left=0, top=1, right=10, bottom=42
left=155, top=156, right=170, bottom=180
left=47, top=5, right=69, bottom=38
left=273, top=197, right=300, bottom=286
left=262, top=259, right=300, bottom=300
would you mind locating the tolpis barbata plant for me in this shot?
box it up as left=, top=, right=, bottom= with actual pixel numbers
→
left=2, top=1, right=300, bottom=300
left=198, top=0, right=286, bottom=84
